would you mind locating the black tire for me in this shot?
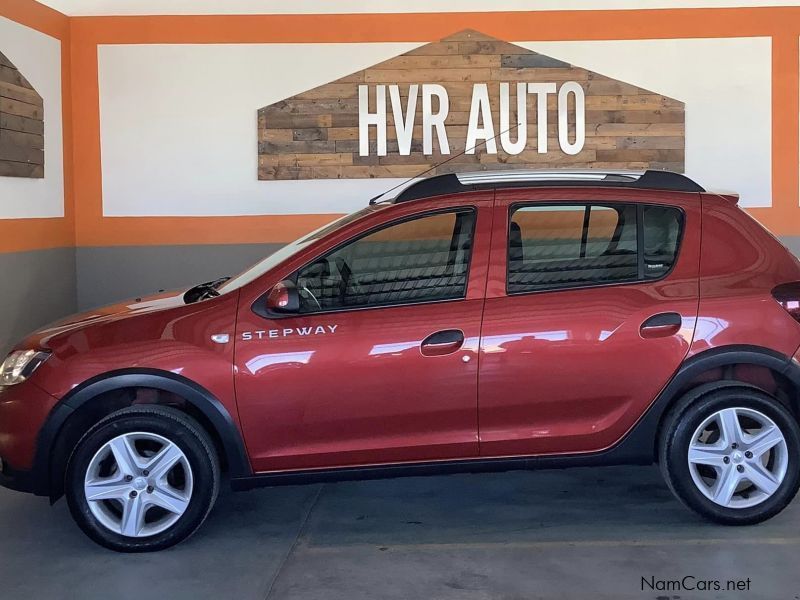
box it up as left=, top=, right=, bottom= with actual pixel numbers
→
left=659, top=386, right=800, bottom=525
left=65, top=405, right=220, bottom=552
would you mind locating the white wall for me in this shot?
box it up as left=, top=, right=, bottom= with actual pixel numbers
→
left=98, top=37, right=771, bottom=217
left=0, top=16, right=64, bottom=219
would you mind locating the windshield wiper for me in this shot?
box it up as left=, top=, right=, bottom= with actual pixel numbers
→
left=183, top=276, right=230, bottom=304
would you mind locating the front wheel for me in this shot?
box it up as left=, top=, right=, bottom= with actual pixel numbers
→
left=659, top=387, right=800, bottom=525
left=65, top=405, right=220, bottom=552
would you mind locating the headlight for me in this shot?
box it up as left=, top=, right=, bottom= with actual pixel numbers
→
left=0, top=350, right=50, bottom=386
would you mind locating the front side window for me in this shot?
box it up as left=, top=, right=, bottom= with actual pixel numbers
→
left=508, top=203, right=682, bottom=294
left=294, top=209, right=476, bottom=313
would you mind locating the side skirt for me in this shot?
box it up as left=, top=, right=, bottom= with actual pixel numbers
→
left=230, top=445, right=652, bottom=491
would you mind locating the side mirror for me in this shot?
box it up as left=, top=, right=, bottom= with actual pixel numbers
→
left=266, top=280, right=300, bottom=313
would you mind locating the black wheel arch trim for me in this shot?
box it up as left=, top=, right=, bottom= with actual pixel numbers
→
left=30, top=368, right=252, bottom=497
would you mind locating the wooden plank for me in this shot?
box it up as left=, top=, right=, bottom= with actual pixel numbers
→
left=259, top=140, right=336, bottom=154
left=0, top=97, right=42, bottom=120
left=293, top=128, right=328, bottom=141
left=595, top=149, right=684, bottom=162
left=501, top=54, right=571, bottom=69
left=0, top=52, right=14, bottom=69
left=0, top=128, right=44, bottom=150
left=364, top=68, right=493, bottom=83
left=616, top=136, right=685, bottom=150
left=0, top=113, right=44, bottom=135
left=0, top=138, right=44, bottom=164
left=593, top=123, right=685, bottom=136
left=372, top=54, right=501, bottom=70
left=0, top=81, right=42, bottom=106
left=0, top=65, right=30, bottom=88
left=0, top=160, right=43, bottom=178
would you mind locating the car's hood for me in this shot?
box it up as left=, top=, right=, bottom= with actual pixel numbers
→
left=28, top=290, right=187, bottom=346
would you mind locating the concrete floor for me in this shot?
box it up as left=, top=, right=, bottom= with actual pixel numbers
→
left=0, top=465, right=798, bottom=600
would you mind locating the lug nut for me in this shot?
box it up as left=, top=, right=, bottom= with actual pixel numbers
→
left=129, top=490, right=138, bottom=498
left=723, top=456, right=730, bottom=464
left=146, top=486, right=154, bottom=493
left=125, top=475, right=133, bottom=482
left=745, top=451, right=753, bottom=459
left=737, top=465, right=744, bottom=473
left=731, top=443, right=738, bottom=450
left=143, top=469, right=149, bottom=476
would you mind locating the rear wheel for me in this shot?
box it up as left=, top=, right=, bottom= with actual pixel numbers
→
left=65, top=405, right=219, bottom=552
left=659, top=387, right=800, bottom=524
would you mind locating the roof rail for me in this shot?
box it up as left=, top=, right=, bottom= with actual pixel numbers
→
left=392, top=169, right=705, bottom=202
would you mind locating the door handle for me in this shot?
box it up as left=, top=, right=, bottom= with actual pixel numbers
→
left=420, top=329, right=465, bottom=357
left=640, top=312, right=682, bottom=339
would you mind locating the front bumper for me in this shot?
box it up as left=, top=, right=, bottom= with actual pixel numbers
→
left=0, top=462, right=36, bottom=493
left=0, top=380, right=59, bottom=495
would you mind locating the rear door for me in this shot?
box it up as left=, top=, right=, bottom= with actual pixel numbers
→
left=478, top=188, right=701, bottom=457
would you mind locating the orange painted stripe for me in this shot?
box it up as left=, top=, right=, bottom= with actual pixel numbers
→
left=1, top=0, right=68, bottom=40
left=0, top=0, right=73, bottom=253
left=71, top=7, right=800, bottom=44
left=746, top=33, right=800, bottom=237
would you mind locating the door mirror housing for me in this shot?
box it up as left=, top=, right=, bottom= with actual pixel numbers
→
left=266, top=280, right=300, bottom=313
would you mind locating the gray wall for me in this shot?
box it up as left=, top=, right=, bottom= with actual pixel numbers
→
left=0, top=248, right=77, bottom=354
left=76, top=244, right=282, bottom=309
left=782, top=236, right=800, bottom=258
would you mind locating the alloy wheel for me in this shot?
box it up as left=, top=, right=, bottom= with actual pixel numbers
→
left=687, top=407, right=788, bottom=509
left=83, top=432, right=194, bottom=537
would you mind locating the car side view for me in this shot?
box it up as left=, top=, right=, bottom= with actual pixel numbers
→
left=2, top=169, right=800, bottom=552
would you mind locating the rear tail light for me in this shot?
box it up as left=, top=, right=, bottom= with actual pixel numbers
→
left=772, top=282, right=800, bottom=323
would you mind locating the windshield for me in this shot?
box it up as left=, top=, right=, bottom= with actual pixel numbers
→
left=216, top=206, right=382, bottom=294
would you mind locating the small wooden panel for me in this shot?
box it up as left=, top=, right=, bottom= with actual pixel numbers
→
left=257, top=30, right=684, bottom=181
left=0, top=50, right=44, bottom=179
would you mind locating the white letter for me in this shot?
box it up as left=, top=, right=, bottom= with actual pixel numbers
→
left=359, top=84, right=387, bottom=157
left=282, top=328, right=293, bottom=337
left=242, top=332, right=252, bottom=341
left=269, top=330, right=278, bottom=339
left=500, top=82, right=527, bottom=155
left=315, top=325, right=326, bottom=335
left=390, top=85, right=418, bottom=156
left=422, top=84, right=450, bottom=155
left=466, top=84, right=496, bottom=154
left=528, top=83, right=556, bottom=154
left=327, top=324, right=338, bottom=333
left=255, top=330, right=266, bottom=339
left=558, top=81, right=585, bottom=156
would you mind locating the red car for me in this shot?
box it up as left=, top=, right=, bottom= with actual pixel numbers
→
left=2, top=169, right=800, bottom=552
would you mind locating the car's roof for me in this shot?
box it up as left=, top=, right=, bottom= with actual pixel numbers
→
left=384, top=169, right=706, bottom=204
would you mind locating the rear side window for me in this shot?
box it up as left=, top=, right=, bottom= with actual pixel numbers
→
left=294, top=209, right=475, bottom=313
left=508, top=203, right=682, bottom=294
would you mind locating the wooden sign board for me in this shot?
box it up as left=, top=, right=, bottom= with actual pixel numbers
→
left=0, top=50, right=44, bottom=178
left=257, top=30, right=684, bottom=181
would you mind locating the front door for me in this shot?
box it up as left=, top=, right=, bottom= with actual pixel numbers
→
left=478, top=189, right=701, bottom=457
left=235, top=197, right=493, bottom=472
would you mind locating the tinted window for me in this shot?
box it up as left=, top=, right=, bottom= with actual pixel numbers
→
left=295, top=210, right=475, bottom=313
left=508, top=203, right=681, bottom=293
left=643, top=205, right=682, bottom=279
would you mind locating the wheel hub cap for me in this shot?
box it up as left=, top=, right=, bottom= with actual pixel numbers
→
left=83, top=432, right=194, bottom=538
left=687, top=406, right=788, bottom=509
